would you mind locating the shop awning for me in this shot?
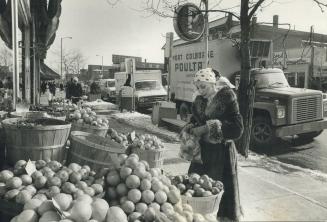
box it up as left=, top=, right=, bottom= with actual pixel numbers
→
left=40, top=63, right=61, bottom=80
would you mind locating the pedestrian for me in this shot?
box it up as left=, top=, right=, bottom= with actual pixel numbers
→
left=67, top=77, right=83, bottom=104
left=182, top=68, right=244, bottom=221
left=59, top=82, right=64, bottom=91
left=0, top=79, right=3, bottom=88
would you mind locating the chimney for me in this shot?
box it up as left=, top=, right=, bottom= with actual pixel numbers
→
left=273, top=15, right=279, bottom=29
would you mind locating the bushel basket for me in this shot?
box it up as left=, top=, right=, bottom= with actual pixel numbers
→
left=68, top=131, right=125, bottom=171
left=132, top=148, right=165, bottom=168
left=2, top=118, right=71, bottom=165
left=181, top=190, right=224, bottom=214
left=71, top=122, right=108, bottom=137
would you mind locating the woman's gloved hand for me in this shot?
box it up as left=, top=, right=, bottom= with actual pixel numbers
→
left=190, top=124, right=209, bottom=137
left=182, top=123, right=194, bottom=134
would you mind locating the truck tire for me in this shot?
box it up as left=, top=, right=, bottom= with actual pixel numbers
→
left=297, top=130, right=323, bottom=140
left=251, top=115, right=278, bottom=148
left=179, top=102, right=191, bottom=122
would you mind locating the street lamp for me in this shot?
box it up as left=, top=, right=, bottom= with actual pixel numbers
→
left=96, top=54, right=104, bottom=79
left=61, top=36, right=72, bottom=80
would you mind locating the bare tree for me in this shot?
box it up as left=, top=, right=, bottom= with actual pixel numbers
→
left=62, top=49, right=86, bottom=75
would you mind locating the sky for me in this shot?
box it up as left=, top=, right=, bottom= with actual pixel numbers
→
left=43, top=0, right=327, bottom=71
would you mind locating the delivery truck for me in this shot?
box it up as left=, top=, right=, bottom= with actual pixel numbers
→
left=166, top=38, right=327, bottom=148
left=115, top=70, right=167, bottom=110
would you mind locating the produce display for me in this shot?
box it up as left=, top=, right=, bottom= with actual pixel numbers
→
left=129, top=133, right=165, bottom=151
left=171, top=173, right=224, bottom=198
left=48, top=98, right=78, bottom=110
left=102, top=153, right=207, bottom=222
left=106, top=128, right=130, bottom=149
left=12, top=118, right=69, bottom=128
left=68, top=107, right=109, bottom=128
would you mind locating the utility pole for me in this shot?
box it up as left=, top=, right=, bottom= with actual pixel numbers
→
left=203, top=0, right=209, bottom=67
left=309, top=26, right=314, bottom=89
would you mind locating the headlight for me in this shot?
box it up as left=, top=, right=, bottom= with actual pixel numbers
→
left=277, top=106, right=285, bottom=118
left=323, top=101, right=327, bottom=112
left=139, top=97, right=145, bottom=102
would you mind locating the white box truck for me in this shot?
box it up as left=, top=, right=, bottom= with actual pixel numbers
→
left=115, top=70, right=167, bottom=110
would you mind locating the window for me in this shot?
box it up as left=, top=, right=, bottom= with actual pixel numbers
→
left=250, top=40, right=271, bottom=58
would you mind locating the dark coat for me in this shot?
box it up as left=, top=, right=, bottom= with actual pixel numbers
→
left=187, top=86, right=244, bottom=221
left=67, top=83, right=82, bottom=99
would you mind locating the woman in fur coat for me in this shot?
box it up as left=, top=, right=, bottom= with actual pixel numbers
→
left=184, top=68, right=244, bottom=221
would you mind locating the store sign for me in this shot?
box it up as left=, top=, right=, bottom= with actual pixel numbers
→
left=173, top=3, right=205, bottom=41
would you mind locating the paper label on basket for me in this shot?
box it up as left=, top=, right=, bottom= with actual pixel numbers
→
left=25, top=160, right=36, bottom=176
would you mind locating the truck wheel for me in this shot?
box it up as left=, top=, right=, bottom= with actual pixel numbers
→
left=179, top=103, right=190, bottom=122
left=297, top=130, right=323, bottom=140
left=251, top=116, right=278, bottom=148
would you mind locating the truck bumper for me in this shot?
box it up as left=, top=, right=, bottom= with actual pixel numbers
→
left=275, top=118, right=327, bottom=137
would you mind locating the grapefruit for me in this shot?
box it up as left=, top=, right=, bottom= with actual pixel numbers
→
left=39, top=210, right=61, bottom=222
left=155, top=190, right=167, bottom=204
left=127, top=189, right=142, bottom=204
left=15, top=209, right=38, bottom=222
left=121, top=200, right=135, bottom=214
left=20, top=175, right=32, bottom=186
left=91, top=198, right=109, bottom=222
left=125, top=175, right=140, bottom=189
left=135, top=202, right=148, bottom=214
left=106, top=170, right=121, bottom=186
left=116, top=183, right=128, bottom=197
left=106, top=206, right=128, bottom=222
left=23, top=198, right=43, bottom=210
left=143, top=207, right=156, bottom=222
left=6, top=177, right=23, bottom=189
left=140, top=179, right=151, bottom=191
left=0, top=170, right=14, bottom=183
left=142, top=190, right=155, bottom=204
left=15, top=190, right=32, bottom=204
left=68, top=201, right=92, bottom=222
left=119, top=167, right=132, bottom=180
left=53, top=193, right=73, bottom=211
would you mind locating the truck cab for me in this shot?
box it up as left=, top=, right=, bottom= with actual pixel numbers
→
left=115, top=70, right=167, bottom=110
left=246, top=68, right=327, bottom=147
left=98, top=79, right=116, bottom=102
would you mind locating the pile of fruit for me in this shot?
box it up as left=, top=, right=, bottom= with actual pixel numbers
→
left=106, top=128, right=130, bottom=149
left=13, top=118, right=68, bottom=128
left=49, top=98, right=77, bottom=110
left=102, top=153, right=207, bottom=222
left=0, top=160, right=105, bottom=206
left=68, top=107, right=109, bottom=128
left=171, top=173, right=224, bottom=198
left=129, top=133, right=165, bottom=151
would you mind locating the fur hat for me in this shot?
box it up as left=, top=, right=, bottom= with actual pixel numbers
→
left=193, top=68, right=216, bottom=84
left=73, top=77, right=78, bottom=82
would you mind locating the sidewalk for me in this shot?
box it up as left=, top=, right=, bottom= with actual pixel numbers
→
left=162, top=143, right=327, bottom=221
left=112, top=113, right=327, bottom=221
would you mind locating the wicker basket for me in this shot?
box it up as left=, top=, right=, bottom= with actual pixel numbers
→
left=2, top=118, right=71, bottom=165
left=132, top=148, right=165, bottom=168
left=71, top=122, right=108, bottom=137
left=67, top=131, right=125, bottom=171
left=181, top=191, right=224, bottom=214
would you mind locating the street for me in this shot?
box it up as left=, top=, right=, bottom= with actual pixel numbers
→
left=251, top=131, right=327, bottom=174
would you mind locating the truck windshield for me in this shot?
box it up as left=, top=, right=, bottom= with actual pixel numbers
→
left=255, top=72, right=290, bottom=89
left=135, top=81, right=160, bottom=91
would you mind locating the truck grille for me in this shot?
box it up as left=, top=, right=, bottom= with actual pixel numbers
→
left=292, top=95, right=322, bottom=124
left=146, top=96, right=165, bottom=102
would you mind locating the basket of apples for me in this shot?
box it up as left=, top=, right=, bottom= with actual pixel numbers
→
left=68, top=107, right=109, bottom=137
left=171, top=173, right=224, bottom=214
left=128, top=133, right=165, bottom=168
